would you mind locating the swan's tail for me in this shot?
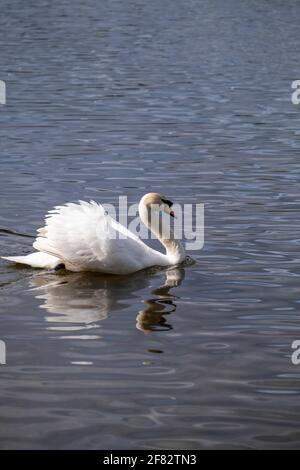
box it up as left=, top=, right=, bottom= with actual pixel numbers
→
left=1, top=252, right=61, bottom=269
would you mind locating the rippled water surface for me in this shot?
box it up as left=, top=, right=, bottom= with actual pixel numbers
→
left=1, top=0, right=300, bottom=449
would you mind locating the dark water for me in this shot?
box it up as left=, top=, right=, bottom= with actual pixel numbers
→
left=0, top=0, right=300, bottom=449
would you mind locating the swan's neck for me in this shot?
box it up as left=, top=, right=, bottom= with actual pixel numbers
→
left=139, top=203, right=186, bottom=265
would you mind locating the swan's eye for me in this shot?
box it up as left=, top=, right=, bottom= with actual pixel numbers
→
left=161, top=198, right=173, bottom=208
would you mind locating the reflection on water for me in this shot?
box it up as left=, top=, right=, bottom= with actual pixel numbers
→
left=136, top=268, right=184, bottom=333
left=30, top=268, right=185, bottom=334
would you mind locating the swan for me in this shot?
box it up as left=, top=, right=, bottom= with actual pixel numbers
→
left=2, top=193, right=186, bottom=274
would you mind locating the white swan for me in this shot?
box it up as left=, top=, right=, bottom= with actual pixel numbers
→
left=2, top=193, right=186, bottom=274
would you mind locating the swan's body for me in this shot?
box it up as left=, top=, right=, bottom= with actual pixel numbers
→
left=2, top=193, right=185, bottom=274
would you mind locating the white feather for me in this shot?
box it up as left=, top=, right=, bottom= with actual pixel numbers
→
left=1, top=252, right=61, bottom=269
left=32, top=200, right=166, bottom=274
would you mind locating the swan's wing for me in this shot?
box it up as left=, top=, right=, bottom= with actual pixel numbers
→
left=33, top=200, right=157, bottom=273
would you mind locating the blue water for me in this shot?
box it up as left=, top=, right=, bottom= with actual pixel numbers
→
left=0, top=0, right=300, bottom=449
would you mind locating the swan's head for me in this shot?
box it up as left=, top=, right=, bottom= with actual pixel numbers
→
left=140, top=192, right=175, bottom=218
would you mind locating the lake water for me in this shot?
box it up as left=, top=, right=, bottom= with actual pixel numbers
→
left=0, top=0, right=300, bottom=450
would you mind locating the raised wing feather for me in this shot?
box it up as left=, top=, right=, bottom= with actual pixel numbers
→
left=33, top=200, right=162, bottom=274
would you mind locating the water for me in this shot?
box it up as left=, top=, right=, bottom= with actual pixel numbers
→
left=0, top=0, right=300, bottom=449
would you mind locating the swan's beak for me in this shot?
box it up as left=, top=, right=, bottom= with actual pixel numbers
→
left=161, top=198, right=177, bottom=218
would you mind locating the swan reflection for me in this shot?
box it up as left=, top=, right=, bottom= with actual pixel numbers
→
left=29, top=267, right=185, bottom=334
left=136, top=268, right=184, bottom=333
